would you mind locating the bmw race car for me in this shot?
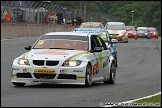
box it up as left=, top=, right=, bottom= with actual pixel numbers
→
left=11, top=32, right=117, bottom=87
left=136, top=27, right=151, bottom=39
left=72, top=28, right=118, bottom=67
left=126, top=26, right=138, bottom=39
left=105, top=22, right=128, bottom=43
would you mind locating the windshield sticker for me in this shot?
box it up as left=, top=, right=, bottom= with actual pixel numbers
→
left=38, top=40, right=44, bottom=45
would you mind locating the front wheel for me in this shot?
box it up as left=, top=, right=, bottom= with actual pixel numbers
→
left=12, top=82, right=26, bottom=87
left=85, top=64, right=92, bottom=87
left=104, top=62, right=116, bottom=84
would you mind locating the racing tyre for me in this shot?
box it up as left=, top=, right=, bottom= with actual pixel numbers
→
left=104, top=62, right=116, bottom=84
left=85, top=64, right=92, bottom=87
left=12, top=82, right=26, bottom=87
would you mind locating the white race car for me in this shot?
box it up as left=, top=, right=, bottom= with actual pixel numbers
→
left=11, top=32, right=116, bottom=87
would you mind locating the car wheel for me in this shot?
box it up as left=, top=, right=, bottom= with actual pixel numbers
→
left=12, top=82, right=26, bottom=87
left=85, top=64, right=92, bottom=87
left=104, top=62, right=116, bottom=84
left=116, top=60, right=118, bottom=67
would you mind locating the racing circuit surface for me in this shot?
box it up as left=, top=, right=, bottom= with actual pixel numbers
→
left=1, top=37, right=161, bottom=107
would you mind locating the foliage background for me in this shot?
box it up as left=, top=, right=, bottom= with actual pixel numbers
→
left=52, top=1, right=161, bottom=35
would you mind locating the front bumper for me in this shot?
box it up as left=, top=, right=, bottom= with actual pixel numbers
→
left=11, top=62, right=87, bottom=85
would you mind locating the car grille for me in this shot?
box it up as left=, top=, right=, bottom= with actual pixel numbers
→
left=57, top=74, right=76, bottom=80
left=17, top=73, right=32, bottom=78
left=33, top=60, right=59, bottom=66
left=33, top=60, right=44, bottom=66
left=33, top=73, right=56, bottom=79
left=110, top=34, right=119, bottom=36
left=46, top=60, right=59, bottom=66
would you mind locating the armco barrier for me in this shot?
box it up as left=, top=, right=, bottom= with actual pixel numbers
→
left=1, top=23, right=75, bottom=39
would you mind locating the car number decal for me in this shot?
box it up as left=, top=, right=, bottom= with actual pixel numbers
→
left=38, top=40, right=44, bottom=45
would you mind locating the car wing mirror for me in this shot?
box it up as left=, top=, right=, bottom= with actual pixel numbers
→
left=91, top=47, right=102, bottom=53
left=24, top=45, right=31, bottom=50
left=111, top=39, right=118, bottom=44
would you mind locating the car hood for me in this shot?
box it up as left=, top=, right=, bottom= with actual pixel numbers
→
left=19, top=49, right=90, bottom=61
left=107, top=30, right=126, bottom=34
left=127, top=30, right=136, bottom=33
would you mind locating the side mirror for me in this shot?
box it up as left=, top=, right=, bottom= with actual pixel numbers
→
left=91, top=47, right=102, bottom=53
left=24, top=45, right=31, bottom=50
left=111, top=39, right=118, bottom=44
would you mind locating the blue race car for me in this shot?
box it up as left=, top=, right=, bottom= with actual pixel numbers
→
left=136, top=27, right=151, bottom=39
left=72, top=28, right=118, bottom=67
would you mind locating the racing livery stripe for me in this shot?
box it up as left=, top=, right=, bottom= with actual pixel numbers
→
left=77, top=76, right=85, bottom=79
left=65, top=51, right=90, bottom=62
left=71, top=52, right=90, bottom=61
left=12, top=74, right=16, bottom=77
left=25, top=52, right=29, bottom=60
left=22, top=53, right=26, bottom=59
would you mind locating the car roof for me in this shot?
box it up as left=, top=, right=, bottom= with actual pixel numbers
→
left=44, top=32, right=92, bottom=37
left=72, top=27, right=106, bottom=31
left=126, top=26, right=135, bottom=27
left=81, top=22, right=102, bottom=24
left=106, top=22, right=125, bottom=25
left=137, top=27, right=148, bottom=29
left=148, top=27, right=156, bottom=29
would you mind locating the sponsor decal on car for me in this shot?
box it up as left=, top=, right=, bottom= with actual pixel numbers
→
left=34, top=51, right=69, bottom=55
left=23, top=68, right=30, bottom=73
left=92, top=53, right=103, bottom=75
left=60, top=69, right=69, bottom=74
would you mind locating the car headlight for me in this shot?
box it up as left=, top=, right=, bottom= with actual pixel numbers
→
left=145, top=33, right=148, bottom=35
left=18, top=58, right=30, bottom=65
left=62, top=60, right=82, bottom=66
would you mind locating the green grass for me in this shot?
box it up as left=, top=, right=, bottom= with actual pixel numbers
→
left=120, top=94, right=161, bottom=107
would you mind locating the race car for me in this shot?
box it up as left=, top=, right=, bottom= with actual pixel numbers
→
left=11, top=32, right=117, bottom=87
left=148, top=27, right=158, bottom=38
left=136, top=27, right=151, bottom=39
left=126, top=26, right=137, bottom=39
left=72, top=28, right=118, bottom=67
left=105, top=22, right=128, bottom=43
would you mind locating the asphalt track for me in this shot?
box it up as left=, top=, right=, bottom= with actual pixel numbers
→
left=1, top=37, right=161, bottom=107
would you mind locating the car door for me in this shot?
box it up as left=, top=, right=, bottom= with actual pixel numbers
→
left=91, top=35, right=110, bottom=81
left=96, top=36, right=110, bottom=77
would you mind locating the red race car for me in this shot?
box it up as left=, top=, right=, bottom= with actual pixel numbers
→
left=126, top=26, right=137, bottom=39
left=148, top=27, right=158, bottom=38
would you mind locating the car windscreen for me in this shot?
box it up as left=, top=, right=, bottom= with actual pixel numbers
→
left=126, top=27, right=135, bottom=31
left=137, top=29, right=148, bottom=31
left=80, top=23, right=103, bottom=28
left=33, top=35, right=89, bottom=50
left=106, top=24, right=126, bottom=30
left=148, top=28, right=156, bottom=32
left=72, top=30, right=109, bottom=42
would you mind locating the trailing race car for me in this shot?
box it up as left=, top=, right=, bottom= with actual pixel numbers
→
left=148, top=27, right=158, bottom=38
left=105, top=22, right=128, bottom=43
left=72, top=28, right=118, bottom=67
left=136, top=27, right=151, bottom=39
left=11, top=32, right=117, bottom=87
left=126, top=26, right=137, bottom=39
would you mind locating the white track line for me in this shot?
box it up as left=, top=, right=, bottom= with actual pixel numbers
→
left=101, top=92, right=161, bottom=107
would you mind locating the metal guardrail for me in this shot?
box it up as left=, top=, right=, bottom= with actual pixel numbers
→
left=1, top=1, right=120, bottom=25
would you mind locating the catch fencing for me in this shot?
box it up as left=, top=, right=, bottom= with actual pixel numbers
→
left=1, top=1, right=120, bottom=26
